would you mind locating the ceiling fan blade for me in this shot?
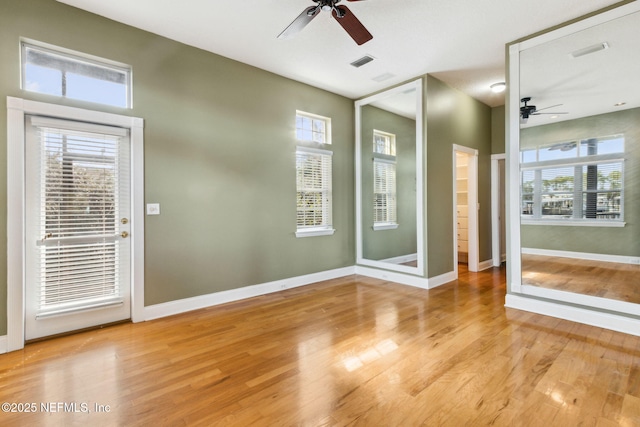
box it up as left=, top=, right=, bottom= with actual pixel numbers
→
left=534, top=103, right=563, bottom=113
left=531, top=112, right=569, bottom=115
left=332, top=5, right=373, bottom=45
left=549, top=141, right=577, bottom=151
left=278, top=6, right=320, bottom=40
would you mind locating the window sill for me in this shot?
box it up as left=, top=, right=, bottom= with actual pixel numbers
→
left=373, top=223, right=399, bottom=231
left=295, top=228, right=336, bottom=238
left=521, top=219, right=626, bottom=227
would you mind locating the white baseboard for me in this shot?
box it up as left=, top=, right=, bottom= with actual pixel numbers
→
left=144, top=266, right=356, bottom=321
left=427, top=271, right=457, bottom=289
left=505, top=294, right=640, bottom=337
left=355, top=266, right=430, bottom=289
left=379, top=253, right=418, bottom=265
left=0, top=335, right=7, bottom=354
left=522, top=247, right=640, bottom=265
left=478, top=259, right=494, bottom=271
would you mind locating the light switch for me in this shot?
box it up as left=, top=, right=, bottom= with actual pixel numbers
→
left=146, top=203, right=160, bottom=215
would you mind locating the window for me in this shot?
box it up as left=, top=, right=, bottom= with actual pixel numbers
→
left=373, top=129, right=396, bottom=156
left=21, top=40, right=131, bottom=108
left=521, top=135, right=624, bottom=225
left=373, top=130, right=398, bottom=230
left=296, top=111, right=331, bottom=144
left=295, top=111, right=334, bottom=237
left=373, top=159, right=397, bottom=229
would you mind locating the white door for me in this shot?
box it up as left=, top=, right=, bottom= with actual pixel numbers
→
left=24, top=115, right=131, bottom=340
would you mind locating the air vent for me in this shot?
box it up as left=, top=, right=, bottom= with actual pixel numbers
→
left=372, top=73, right=395, bottom=82
left=570, top=42, right=609, bottom=58
left=350, top=55, right=375, bottom=68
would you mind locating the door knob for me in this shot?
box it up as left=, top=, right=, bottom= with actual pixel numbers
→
left=121, top=231, right=129, bottom=238
left=121, top=218, right=129, bottom=224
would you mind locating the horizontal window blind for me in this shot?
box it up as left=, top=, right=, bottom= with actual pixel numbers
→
left=373, top=159, right=397, bottom=224
left=580, top=162, right=622, bottom=220
left=296, top=148, right=332, bottom=229
left=32, top=118, right=129, bottom=316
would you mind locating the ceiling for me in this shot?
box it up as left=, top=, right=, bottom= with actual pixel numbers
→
left=56, top=0, right=626, bottom=107
left=519, top=5, right=640, bottom=127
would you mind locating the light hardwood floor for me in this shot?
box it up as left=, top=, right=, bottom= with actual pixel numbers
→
left=522, top=254, right=640, bottom=303
left=1, top=266, right=639, bottom=426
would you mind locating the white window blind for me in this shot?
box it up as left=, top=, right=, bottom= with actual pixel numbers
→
left=296, top=148, right=333, bottom=232
left=373, top=158, right=397, bottom=225
left=30, top=116, right=130, bottom=316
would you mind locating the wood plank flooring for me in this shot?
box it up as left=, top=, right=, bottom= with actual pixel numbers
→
left=522, top=254, right=640, bottom=303
left=1, top=266, right=639, bottom=426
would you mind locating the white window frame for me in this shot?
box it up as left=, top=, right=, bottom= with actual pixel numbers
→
left=372, top=159, right=398, bottom=231
left=21, top=39, right=132, bottom=109
left=372, top=130, right=398, bottom=230
left=295, top=111, right=334, bottom=237
left=373, top=129, right=396, bottom=156
left=296, top=110, right=332, bottom=145
left=520, top=136, right=625, bottom=227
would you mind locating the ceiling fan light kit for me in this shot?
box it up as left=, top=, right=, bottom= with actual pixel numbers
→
left=278, top=0, right=373, bottom=46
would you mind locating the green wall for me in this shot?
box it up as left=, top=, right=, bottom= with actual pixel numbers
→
left=360, top=105, right=417, bottom=261
left=0, top=0, right=355, bottom=334
left=424, top=75, right=493, bottom=277
left=520, top=108, right=640, bottom=256
left=492, top=105, right=506, bottom=154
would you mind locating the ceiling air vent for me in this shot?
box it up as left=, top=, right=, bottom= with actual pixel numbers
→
left=372, top=72, right=395, bottom=82
left=570, top=42, right=609, bottom=58
left=350, top=55, right=375, bottom=68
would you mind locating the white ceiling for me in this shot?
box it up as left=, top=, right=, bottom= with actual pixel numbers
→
left=56, top=0, right=625, bottom=107
left=519, top=6, right=640, bottom=127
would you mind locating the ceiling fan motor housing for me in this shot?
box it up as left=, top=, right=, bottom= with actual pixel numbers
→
left=520, top=97, right=536, bottom=119
left=520, top=105, right=536, bottom=119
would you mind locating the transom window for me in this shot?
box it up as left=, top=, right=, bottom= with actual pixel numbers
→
left=295, top=111, right=334, bottom=237
left=373, top=129, right=396, bottom=156
left=21, top=40, right=131, bottom=108
left=521, top=135, right=624, bottom=224
left=296, top=111, right=331, bottom=145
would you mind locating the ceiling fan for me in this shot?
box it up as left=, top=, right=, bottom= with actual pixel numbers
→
left=520, top=97, right=568, bottom=120
left=278, top=0, right=373, bottom=46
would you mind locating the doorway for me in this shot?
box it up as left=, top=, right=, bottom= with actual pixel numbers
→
left=6, top=97, right=145, bottom=351
left=491, top=154, right=506, bottom=267
left=24, top=116, right=132, bottom=340
left=453, top=145, right=479, bottom=274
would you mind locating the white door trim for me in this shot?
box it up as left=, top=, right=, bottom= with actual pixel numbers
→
left=491, top=154, right=506, bottom=267
left=6, top=97, right=145, bottom=352
left=453, top=145, right=479, bottom=274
